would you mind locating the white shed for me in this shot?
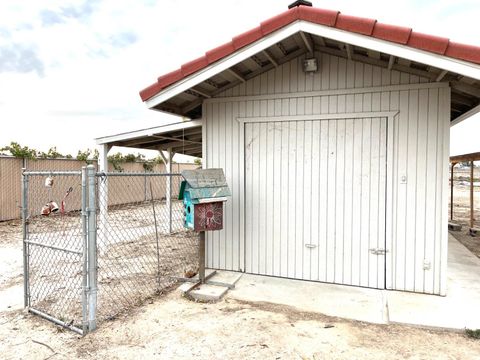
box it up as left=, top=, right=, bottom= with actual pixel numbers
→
left=136, top=3, right=480, bottom=295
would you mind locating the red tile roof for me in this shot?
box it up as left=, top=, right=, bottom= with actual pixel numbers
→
left=140, top=5, right=480, bottom=101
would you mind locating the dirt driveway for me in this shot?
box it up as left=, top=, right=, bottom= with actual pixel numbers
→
left=1, top=221, right=480, bottom=359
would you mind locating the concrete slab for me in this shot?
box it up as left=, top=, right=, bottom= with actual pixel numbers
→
left=206, top=271, right=243, bottom=289
left=388, top=234, right=480, bottom=330
left=188, top=284, right=229, bottom=302
left=219, top=234, right=480, bottom=330
left=227, top=274, right=389, bottom=324
left=178, top=282, right=196, bottom=293
left=178, top=271, right=239, bottom=301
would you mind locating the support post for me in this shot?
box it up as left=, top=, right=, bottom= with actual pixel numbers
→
left=97, top=144, right=110, bottom=246
left=81, top=166, right=88, bottom=333
left=166, top=148, right=173, bottom=234
left=199, top=231, right=206, bottom=283
left=471, top=160, right=475, bottom=229
left=86, top=164, right=97, bottom=331
left=451, top=163, right=455, bottom=221
left=21, top=169, right=29, bottom=308
left=144, top=168, right=148, bottom=202
left=157, top=147, right=173, bottom=233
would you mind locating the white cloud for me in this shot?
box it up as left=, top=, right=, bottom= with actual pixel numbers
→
left=0, top=0, right=479, bottom=160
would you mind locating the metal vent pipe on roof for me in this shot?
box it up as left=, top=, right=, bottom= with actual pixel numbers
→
left=288, top=0, right=312, bottom=9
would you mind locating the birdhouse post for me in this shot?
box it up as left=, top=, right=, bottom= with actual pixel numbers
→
left=179, top=169, right=231, bottom=283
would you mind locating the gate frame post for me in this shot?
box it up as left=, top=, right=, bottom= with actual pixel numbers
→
left=86, top=164, right=98, bottom=331
left=81, top=166, right=89, bottom=333
left=21, top=169, right=29, bottom=308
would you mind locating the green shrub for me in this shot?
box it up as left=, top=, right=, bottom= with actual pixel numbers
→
left=466, top=329, right=480, bottom=339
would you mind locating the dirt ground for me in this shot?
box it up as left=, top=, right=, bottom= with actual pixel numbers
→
left=1, top=221, right=480, bottom=359
left=3, top=291, right=480, bottom=360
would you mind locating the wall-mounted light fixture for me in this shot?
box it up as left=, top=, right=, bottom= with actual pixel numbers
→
left=303, top=57, right=318, bottom=73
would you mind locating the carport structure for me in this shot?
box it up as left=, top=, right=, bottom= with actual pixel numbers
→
left=95, top=119, right=201, bottom=233
left=130, top=2, right=480, bottom=296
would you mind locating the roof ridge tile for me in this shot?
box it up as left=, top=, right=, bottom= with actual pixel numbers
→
left=232, top=26, right=263, bottom=50
left=446, top=41, right=480, bottom=64
left=335, top=13, right=377, bottom=36
left=372, top=22, right=412, bottom=44
left=297, top=6, right=339, bottom=26
left=407, top=31, right=449, bottom=55
left=157, top=69, right=183, bottom=87
left=260, top=7, right=299, bottom=36
left=181, top=56, right=209, bottom=77
left=205, top=42, right=236, bottom=64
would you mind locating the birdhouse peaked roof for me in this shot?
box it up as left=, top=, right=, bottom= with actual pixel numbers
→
left=180, top=169, right=231, bottom=200
left=140, top=4, right=480, bottom=123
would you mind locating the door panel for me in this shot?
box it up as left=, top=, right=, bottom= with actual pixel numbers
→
left=244, top=117, right=387, bottom=288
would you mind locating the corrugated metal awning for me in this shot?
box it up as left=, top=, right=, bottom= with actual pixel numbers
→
left=95, top=119, right=202, bottom=157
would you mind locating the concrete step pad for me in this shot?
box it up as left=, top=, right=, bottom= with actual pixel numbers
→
left=188, top=284, right=229, bottom=302
left=448, top=222, right=462, bottom=231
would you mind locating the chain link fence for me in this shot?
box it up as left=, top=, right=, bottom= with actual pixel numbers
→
left=23, top=166, right=198, bottom=335
left=95, top=172, right=198, bottom=322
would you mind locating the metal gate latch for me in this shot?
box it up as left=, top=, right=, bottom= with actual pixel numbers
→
left=370, top=248, right=388, bottom=255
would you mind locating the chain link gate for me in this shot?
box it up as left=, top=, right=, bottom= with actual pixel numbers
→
left=22, top=169, right=90, bottom=334
left=23, top=166, right=198, bottom=335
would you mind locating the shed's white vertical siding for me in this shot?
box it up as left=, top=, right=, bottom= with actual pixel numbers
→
left=204, top=52, right=450, bottom=295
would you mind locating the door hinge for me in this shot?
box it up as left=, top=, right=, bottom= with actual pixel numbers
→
left=370, top=248, right=388, bottom=255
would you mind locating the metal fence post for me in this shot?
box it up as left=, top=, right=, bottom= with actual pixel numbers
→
left=98, top=144, right=109, bottom=258
left=167, top=174, right=172, bottom=233
left=21, top=169, right=29, bottom=308
left=144, top=168, right=148, bottom=202
left=86, top=164, right=97, bottom=331
left=81, top=166, right=89, bottom=333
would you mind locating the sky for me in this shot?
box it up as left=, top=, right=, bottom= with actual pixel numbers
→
left=0, top=0, right=479, bottom=161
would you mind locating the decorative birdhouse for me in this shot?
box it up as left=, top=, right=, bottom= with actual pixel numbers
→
left=178, top=169, right=231, bottom=231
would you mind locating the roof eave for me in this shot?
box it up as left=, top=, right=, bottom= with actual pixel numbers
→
left=143, top=20, right=480, bottom=111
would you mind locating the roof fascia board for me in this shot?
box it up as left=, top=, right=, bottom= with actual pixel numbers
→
left=450, top=103, right=480, bottom=127
left=95, top=119, right=203, bottom=145
left=145, top=22, right=303, bottom=109
left=300, top=21, right=480, bottom=80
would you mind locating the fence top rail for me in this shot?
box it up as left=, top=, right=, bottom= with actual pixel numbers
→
left=23, top=170, right=82, bottom=176
left=96, top=172, right=182, bottom=177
